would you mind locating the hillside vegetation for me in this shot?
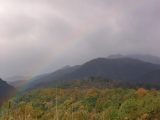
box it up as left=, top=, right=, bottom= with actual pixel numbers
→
left=0, top=86, right=160, bottom=120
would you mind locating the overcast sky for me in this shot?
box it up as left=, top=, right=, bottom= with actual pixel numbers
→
left=0, top=0, right=160, bottom=79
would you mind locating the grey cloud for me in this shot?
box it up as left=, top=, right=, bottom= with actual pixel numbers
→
left=0, top=0, right=160, bottom=79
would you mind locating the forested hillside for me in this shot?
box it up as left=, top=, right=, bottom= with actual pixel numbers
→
left=0, top=87, right=160, bottom=120
left=1, top=78, right=160, bottom=120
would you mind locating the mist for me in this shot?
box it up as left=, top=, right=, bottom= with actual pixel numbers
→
left=0, top=0, right=160, bottom=79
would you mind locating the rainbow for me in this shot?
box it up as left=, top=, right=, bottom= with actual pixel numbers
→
left=19, top=24, right=95, bottom=91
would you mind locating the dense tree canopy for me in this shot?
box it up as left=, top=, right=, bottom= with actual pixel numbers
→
left=0, top=87, right=160, bottom=120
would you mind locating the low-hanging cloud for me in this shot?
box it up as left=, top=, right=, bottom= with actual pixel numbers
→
left=0, top=0, right=160, bottom=79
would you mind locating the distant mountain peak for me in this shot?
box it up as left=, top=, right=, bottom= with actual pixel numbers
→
left=108, top=54, right=124, bottom=59
left=108, top=54, right=160, bottom=65
left=5, top=76, right=30, bottom=82
left=60, top=65, right=71, bottom=70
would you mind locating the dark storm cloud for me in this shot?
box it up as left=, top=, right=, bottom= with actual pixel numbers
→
left=0, top=0, right=160, bottom=79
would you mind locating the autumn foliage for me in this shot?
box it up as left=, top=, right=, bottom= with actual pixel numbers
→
left=0, top=87, right=160, bottom=120
left=136, top=88, right=147, bottom=96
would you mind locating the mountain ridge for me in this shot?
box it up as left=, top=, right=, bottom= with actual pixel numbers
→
left=108, top=54, right=160, bottom=65
left=24, top=57, right=160, bottom=90
left=0, top=78, right=16, bottom=105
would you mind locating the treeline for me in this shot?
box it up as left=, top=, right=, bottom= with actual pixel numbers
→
left=27, top=77, right=160, bottom=90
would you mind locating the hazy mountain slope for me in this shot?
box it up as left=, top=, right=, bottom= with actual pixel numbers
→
left=25, top=58, right=160, bottom=90
left=66, top=58, right=160, bottom=81
left=24, top=65, right=80, bottom=90
left=9, top=80, right=28, bottom=89
left=127, top=54, right=160, bottom=65
left=5, top=76, right=30, bottom=82
left=140, top=69, right=160, bottom=83
left=108, top=54, right=160, bottom=64
left=0, top=78, right=16, bottom=105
